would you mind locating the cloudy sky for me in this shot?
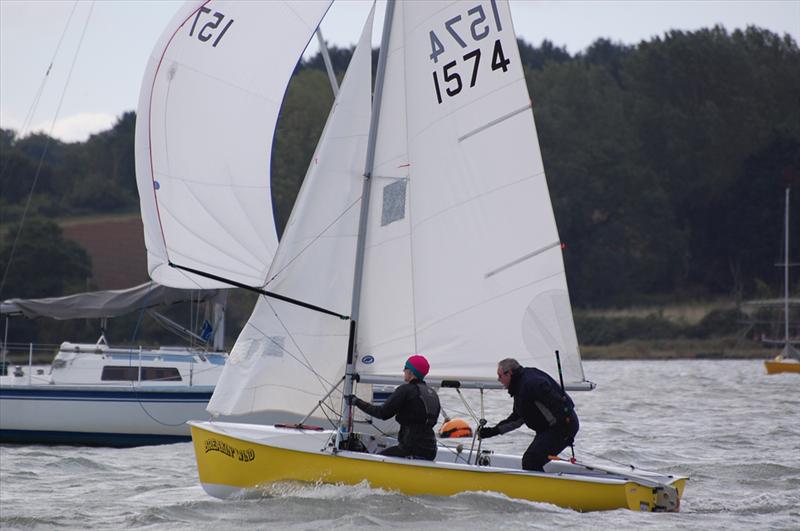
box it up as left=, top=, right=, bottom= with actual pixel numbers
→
left=1, top=0, right=797, bottom=142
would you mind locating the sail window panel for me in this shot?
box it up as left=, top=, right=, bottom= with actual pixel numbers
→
left=264, top=336, right=286, bottom=357
left=381, top=179, right=408, bottom=226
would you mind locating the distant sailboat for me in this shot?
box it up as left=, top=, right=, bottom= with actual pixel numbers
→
left=764, top=187, right=800, bottom=374
left=136, top=0, right=686, bottom=512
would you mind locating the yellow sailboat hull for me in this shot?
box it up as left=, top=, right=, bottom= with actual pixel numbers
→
left=190, top=422, right=686, bottom=512
left=765, top=358, right=800, bottom=374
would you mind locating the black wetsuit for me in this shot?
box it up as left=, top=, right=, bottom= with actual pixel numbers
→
left=496, top=367, right=579, bottom=471
left=353, top=378, right=440, bottom=460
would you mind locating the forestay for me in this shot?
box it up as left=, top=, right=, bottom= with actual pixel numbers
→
left=135, top=0, right=332, bottom=288
left=208, top=8, right=375, bottom=416
left=355, top=0, right=587, bottom=387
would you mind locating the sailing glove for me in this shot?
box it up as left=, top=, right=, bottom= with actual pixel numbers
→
left=344, top=394, right=358, bottom=406
left=478, top=426, right=500, bottom=439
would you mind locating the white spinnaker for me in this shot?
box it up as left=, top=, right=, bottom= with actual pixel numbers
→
left=135, top=0, right=332, bottom=288
left=208, top=8, right=374, bottom=416
left=356, top=0, right=586, bottom=385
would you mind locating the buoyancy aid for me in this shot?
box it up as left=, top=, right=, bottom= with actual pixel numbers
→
left=416, top=381, right=441, bottom=427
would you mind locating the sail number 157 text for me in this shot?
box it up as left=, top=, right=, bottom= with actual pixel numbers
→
left=189, top=7, right=234, bottom=48
left=429, top=0, right=510, bottom=104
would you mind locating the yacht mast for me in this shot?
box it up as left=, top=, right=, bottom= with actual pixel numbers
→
left=784, top=187, right=790, bottom=348
left=339, top=0, right=397, bottom=444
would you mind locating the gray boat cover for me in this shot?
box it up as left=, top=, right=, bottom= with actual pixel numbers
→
left=0, top=282, right=225, bottom=320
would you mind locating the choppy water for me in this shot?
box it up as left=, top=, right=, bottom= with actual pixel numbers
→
left=1, top=360, right=798, bottom=530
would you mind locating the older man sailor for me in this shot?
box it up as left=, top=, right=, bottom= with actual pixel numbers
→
left=479, top=357, right=579, bottom=471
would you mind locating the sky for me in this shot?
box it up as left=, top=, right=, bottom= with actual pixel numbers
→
left=1, top=0, right=798, bottom=143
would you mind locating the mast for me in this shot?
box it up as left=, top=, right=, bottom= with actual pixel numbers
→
left=339, top=0, right=396, bottom=444
left=784, top=187, right=790, bottom=349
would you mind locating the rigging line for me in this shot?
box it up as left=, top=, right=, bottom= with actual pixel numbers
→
left=235, top=296, right=344, bottom=393
left=264, top=196, right=362, bottom=287
left=572, top=448, right=661, bottom=474
left=128, top=283, right=190, bottom=427
left=455, top=388, right=480, bottom=423
left=2, top=0, right=78, bottom=145
left=436, top=441, right=473, bottom=464
left=169, top=262, right=349, bottom=320
left=263, top=296, right=340, bottom=392
left=0, top=0, right=93, bottom=299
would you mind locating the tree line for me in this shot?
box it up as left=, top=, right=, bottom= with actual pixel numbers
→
left=1, top=26, right=798, bottom=309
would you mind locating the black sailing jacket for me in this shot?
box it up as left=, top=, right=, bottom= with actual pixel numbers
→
left=496, top=367, right=577, bottom=434
left=354, top=378, right=440, bottom=455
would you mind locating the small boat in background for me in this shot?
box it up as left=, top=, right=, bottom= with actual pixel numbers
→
left=0, top=281, right=232, bottom=446
left=764, top=353, right=800, bottom=374
left=1, top=282, right=394, bottom=446
left=758, top=187, right=799, bottom=375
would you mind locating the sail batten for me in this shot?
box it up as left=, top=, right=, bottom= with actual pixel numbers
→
left=458, top=102, right=533, bottom=141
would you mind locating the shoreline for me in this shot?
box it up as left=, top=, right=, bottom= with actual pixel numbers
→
left=1, top=340, right=778, bottom=365
left=581, top=338, right=776, bottom=360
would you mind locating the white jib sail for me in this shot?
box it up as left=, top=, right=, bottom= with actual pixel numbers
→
left=208, top=7, right=375, bottom=417
left=135, top=0, right=332, bottom=288
left=356, top=0, right=586, bottom=386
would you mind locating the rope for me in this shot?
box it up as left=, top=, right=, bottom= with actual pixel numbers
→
left=454, top=388, right=480, bottom=423
left=0, top=1, right=95, bottom=297
left=264, top=197, right=361, bottom=287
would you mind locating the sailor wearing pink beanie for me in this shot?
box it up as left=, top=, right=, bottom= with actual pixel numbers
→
left=347, top=354, right=441, bottom=460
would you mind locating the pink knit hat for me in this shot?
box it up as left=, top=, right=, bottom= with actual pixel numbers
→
left=404, top=355, right=430, bottom=379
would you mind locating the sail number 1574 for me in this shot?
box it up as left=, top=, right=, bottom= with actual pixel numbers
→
left=429, top=0, right=510, bottom=105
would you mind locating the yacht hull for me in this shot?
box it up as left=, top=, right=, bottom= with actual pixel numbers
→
left=0, top=386, right=215, bottom=446
left=0, top=385, right=395, bottom=447
left=189, top=421, right=686, bottom=512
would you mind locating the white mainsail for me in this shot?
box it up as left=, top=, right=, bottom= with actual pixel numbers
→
left=135, top=0, right=332, bottom=289
left=356, top=0, right=586, bottom=386
left=208, top=7, right=375, bottom=416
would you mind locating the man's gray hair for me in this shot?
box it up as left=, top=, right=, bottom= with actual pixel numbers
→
left=498, top=358, right=521, bottom=374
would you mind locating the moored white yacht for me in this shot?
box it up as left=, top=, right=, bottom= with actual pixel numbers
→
left=1, top=282, right=394, bottom=446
